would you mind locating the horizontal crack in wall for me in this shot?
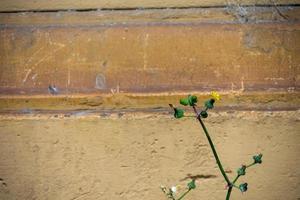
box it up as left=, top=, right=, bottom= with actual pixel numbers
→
left=0, top=4, right=300, bottom=14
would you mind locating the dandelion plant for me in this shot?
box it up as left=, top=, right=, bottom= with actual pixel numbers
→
left=161, top=92, right=263, bottom=200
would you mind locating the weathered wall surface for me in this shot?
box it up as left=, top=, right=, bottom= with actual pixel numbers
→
left=0, top=5, right=299, bottom=95
left=1, top=0, right=300, bottom=11
left=0, top=112, right=299, bottom=200
left=0, top=2, right=299, bottom=200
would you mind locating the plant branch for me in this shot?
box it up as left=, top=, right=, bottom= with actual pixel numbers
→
left=246, top=162, right=256, bottom=168
left=232, top=175, right=240, bottom=185
left=226, top=186, right=233, bottom=200
left=177, top=189, right=191, bottom=200
left=192, top=105, right=231, bottom=185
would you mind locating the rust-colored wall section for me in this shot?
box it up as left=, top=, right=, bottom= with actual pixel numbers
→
left=0, top=6, right=299, bottom=95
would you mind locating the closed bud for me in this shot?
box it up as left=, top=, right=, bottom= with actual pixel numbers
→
left=187, top=95, right=198, bottom=106
left=174, top=108, right=184, bottom=119
left=200, top=111, right=208, bottom=118
left=180, top=98, right=189, bottom=106
left=205, top=99, right=215, bottom=109
left=239, top=183, right=248, bottom=192
left=187, top=179, right=196, bottom=190
left=237, top=165, right=246, bottom=176
left=253, top=154, right=263, bottom=164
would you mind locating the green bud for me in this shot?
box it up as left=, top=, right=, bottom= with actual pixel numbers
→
left=239, top=183, right=248, bottom=192
left=204, top=99, right=215, bottom=109
left=187, top=179, right=196, bottom=190
left=174, top=108, right=184, bottom=119
left=180, top=98, right=189, bottom=106
left=180, top=95, right=198, bottom=106
left=253, top=154, right=263, bottom=164
left=237, top=165, right=246, bottom=176
left=179, top=95, right=198, bottom=106
left=187, top=95, right=198, bottom=106
left=200, top=111, right=208, bottom=118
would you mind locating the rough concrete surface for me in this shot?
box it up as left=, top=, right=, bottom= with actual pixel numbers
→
left=0, top=2, right=299, bottom=200
left=1, top=6, right=300, bottom=95
left=0, top=22, right=299, bottom=94
left=0, top=111, right=299, bottom=200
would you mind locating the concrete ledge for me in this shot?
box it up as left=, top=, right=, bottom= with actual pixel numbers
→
left=0, top=92, right=299, bottom=112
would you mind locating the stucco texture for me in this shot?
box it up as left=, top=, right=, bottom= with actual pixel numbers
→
left=0, top=111, right=299, bottom=200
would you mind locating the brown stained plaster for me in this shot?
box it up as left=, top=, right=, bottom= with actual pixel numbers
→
left=0, top=8, right=298, bottom=102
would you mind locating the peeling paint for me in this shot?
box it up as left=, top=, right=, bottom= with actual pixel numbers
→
left=22, top=69, right=32, bottom=83
left=95, top=74, right=106, bottom=90
left=31, top=73, right=37, bottom=80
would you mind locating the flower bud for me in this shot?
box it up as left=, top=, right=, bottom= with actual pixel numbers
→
left=187, top=179, right=196, bottom=190
left=180, top=98, right=189, bottom=106
left=253, top=154, right=263, bottom=164
left=205, top=99, right=215, bottom=109
left=188, top=95, right=198, bottom=106
left=200, top=110, right=208, bottom=118
left=174, top=108, right=184, bottom=119
left=180, top=95, right=198, bottom=106
left=239, top=183, right=248, bottom=192
left=237, top=165, right=246, bottom=176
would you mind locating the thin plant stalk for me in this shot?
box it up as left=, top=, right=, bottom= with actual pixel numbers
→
left=192, top=105, right=231, bottom=185
left=177, top=189, right=192, bottom=200
left=225, top=186, right=233, bottom=200
left=162, top=94, right=262, bottom=200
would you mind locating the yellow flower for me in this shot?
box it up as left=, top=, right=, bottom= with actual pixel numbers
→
left=211, top=91, right=221, bottom=101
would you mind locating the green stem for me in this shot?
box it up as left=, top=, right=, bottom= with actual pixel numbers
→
left=246, top=162, right=256, bottom=168
left=226, top=187, right=233, bottom=200
left=232, top=185, right=239, bottom=189
left=177, top=189, right=191, bottom=200
left=225, top=175, right=240, bottom=200
left=232, top=175, right=240, bottom=185
left=192, top=106, right=231, bottom=185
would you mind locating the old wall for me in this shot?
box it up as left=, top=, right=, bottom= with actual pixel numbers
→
left=0, top=112, right=299, bottom=200
left=0, top=1, right=299, bottom=200
left=0, top=3, right=299, bottom=95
